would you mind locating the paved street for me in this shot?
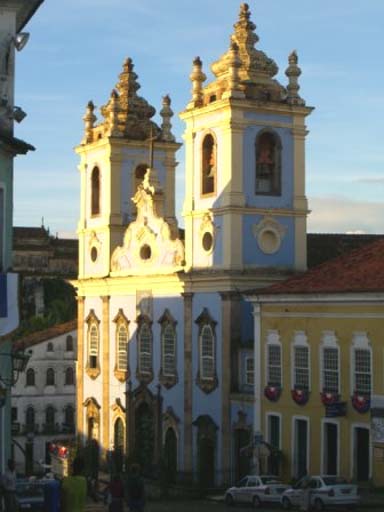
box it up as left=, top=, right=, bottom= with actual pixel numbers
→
left=84, top=497, right=377, bottom=512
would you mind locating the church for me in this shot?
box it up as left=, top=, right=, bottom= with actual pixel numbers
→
left=74, top=3, right=312, bottom=485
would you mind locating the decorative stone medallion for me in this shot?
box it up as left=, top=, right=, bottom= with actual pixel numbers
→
left=253, top=216, right=286, bottom=255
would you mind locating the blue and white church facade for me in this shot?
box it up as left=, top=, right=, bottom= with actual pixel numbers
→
left=74, top=3, right=312, bottom=485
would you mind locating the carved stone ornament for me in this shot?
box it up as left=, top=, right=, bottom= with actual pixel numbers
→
left=199, top=213, right=216, bottom=254
left=88, top=231, right=102, bottom=264
left=253, top=216, right=287, bottom=255
left=163, top=406, right=180, bottom=439
left=111, top=171, right=185, bottom=275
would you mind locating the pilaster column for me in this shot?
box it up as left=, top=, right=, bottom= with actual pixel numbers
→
left=252, top=303, right=262, bottom=434
left=183, top=292, right=194, bottom=477
left=76, top=297, right=85, bottom=443
left=102, top=295, right=110, bottom=455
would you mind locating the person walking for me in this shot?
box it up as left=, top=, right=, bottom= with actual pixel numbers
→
left=61, top=457, right=87, bottom=512
left=105, top=474, right=124, bottom=512
left=126, top=464, right=145, bottom=512
left=2, top=459, right=17, bottom=512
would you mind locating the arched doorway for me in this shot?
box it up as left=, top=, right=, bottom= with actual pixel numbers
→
left=193, top=415, right=218, bottom=489
left=164, top=428, right=177, bottom=483
left=113, top=417, right=125, bottom=473
left=134, top=402, right=154, bottom=473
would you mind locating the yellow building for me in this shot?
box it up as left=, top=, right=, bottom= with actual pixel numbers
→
left=246, top=239, right=384, bottom=485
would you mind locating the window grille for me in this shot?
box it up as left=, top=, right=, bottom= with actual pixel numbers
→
left=323, top=347, right=339, bottom=392
left=294, top=346, right=309, bottom=388
left=162, top=324, right=176, bottom=376
left=267, top=344, right=282, bottom=386
left=354, top=349, right=371, bottom=394
left=117, top=324, right=128, bottom=371
left=139, top=324, right=152, bottom=374
left=200, top=325, right=214, bottom=379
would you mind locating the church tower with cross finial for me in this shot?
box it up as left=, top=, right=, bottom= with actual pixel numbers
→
left=75, top=58, right=181, bottom=280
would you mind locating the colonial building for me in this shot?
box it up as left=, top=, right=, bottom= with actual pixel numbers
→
left=246, top=239, right=384, bottom=486
left=12, top=320, right=77, bottom=474
left=74, top=3, right=312, bottom=485
left=0, top=0, right=44, bottom=474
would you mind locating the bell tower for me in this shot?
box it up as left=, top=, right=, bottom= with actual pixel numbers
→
left=75, top=59, right=181, bottom=279
left=180, top=3, right=313, bottom=274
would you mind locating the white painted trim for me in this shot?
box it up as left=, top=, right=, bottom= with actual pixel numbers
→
left=350, top=423, right=372, bottom=480
left=253, top=304, right=261, bottom=434
left=0, top=183, right=6, bottom=270
left=319, top=332, right=340, bottom=395
left=320, top=418, right=340, bottom=476
left=265, top=412, right=282, bottom=450
left=265, top=330, right=283, bottom=388
left=291, top=415, right=310, bottom=478
left=350, top=332, right=372, bottom=396
left=291, top=331, right=311, bottom=391
left=247, top=294, right=384, bottom=304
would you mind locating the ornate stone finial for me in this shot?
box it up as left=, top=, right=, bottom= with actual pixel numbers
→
left=189, top=56, right=206, bottom=107
left=285, top=50, right=305, bottom=106
left=160, top=94, right=175, bottom=142
left=100, top=57, right=158, bottom=140
left=223, top=39, right=245, bottom=99
left=82, top=100, right=96, bottom=144
left=107, top=89, right=121, bottom=137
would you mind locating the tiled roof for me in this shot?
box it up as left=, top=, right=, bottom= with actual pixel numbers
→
left=264, top=238, right=384, bottom=295
left=14, top=319, right=77, bottom=350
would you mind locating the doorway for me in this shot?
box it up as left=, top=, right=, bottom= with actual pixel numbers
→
left=294, top=418, right=308, bottom=478
left=234, top=429, right=251, bottom=481
left=164, top=428, right=177, bottom=483
left=324, top=422, right=338, bottom=475
left=355, top=427, right=370, bottom=481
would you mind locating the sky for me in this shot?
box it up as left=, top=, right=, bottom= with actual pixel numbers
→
left=13, top=0, right=384, bottom=237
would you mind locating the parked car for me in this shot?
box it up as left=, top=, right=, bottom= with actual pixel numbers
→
left=16, top=479, right=45, bottom=511
left=281, top=475, right=360, bottom=511
left=225, top=474, right=289, bottom=508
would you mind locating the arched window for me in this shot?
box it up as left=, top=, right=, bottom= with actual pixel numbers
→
left=65, top=367, right=74, bottom=386
left=138, top=322, right=152, bottom=376
left=26, top=368, right=35, bottom=387
left=255, top=131, right=281, bottom=195
left=201, top=134, right=216, bottom=195
left=45, top=406, right=55, bottom=425
left=46, top=368, right=55, bottom=386
left=64, top=405, right=74, bottom=427
left=47, top=342, right=53, bottom=352
left=114, top=417, right=125, bottom=452
left=89, top=323, right=99, bottom=369
left=66, top=335, right=74, bottom=352
left=200, top=325, right=215, bottom=380
left=162, top=324, right=176, bottom=377
left=91, top=166, right=101, bottom=215
left=26, top=406, right=35, bottom=426
left=117, top=324, right=128, bottom=372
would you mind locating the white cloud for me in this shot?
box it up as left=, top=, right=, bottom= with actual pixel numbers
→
left=308, top=196, right=384, bottom=234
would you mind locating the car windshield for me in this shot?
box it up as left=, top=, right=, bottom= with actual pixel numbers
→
left=16, top=483, right=44, bottom=498
left=322, top=477, right=348, bottom=486
left=260, top=477, right=281, bottom=484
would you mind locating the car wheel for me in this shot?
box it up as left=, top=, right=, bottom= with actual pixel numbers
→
left=282, top=497, right=292, bottom=510
left=252, top=495, right=262, bottom=508
left=225, top=494, right=235, bottom=506
left=314, top=498, right=324, bottom=511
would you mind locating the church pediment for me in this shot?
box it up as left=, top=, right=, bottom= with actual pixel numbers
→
left=111, top=169, right=185, bottom=276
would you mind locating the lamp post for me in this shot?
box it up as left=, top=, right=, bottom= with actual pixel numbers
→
left=0, top=349, right=31, bottom=389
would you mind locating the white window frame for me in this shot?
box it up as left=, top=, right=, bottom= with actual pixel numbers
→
left=265, top=330, right=282, bottom=387
left=350, top=332, right=372, bottom=395
left=245, top=356, right=254, bottom=386
left=321, top=418, right=340, bottom=476
left=291, top=331, right=310, bottom=390
left=162, top=323, right=176, bottom=377
left=138, top=323, right=152, bottom=375
left=200, top=324, right=215, bottom=380
left=320, top=331, right=340, bottom=394
left=291, top=415, right=310, bottom=479
left=89, top=322, right=99, bottom=368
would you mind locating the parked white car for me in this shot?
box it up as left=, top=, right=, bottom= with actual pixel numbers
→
left=225, top=475, right=289, bottom=508
left=281, top=475, right=360, bottom=511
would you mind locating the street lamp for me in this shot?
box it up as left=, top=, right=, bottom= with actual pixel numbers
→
left=0, top=349, right=31, bottom=388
